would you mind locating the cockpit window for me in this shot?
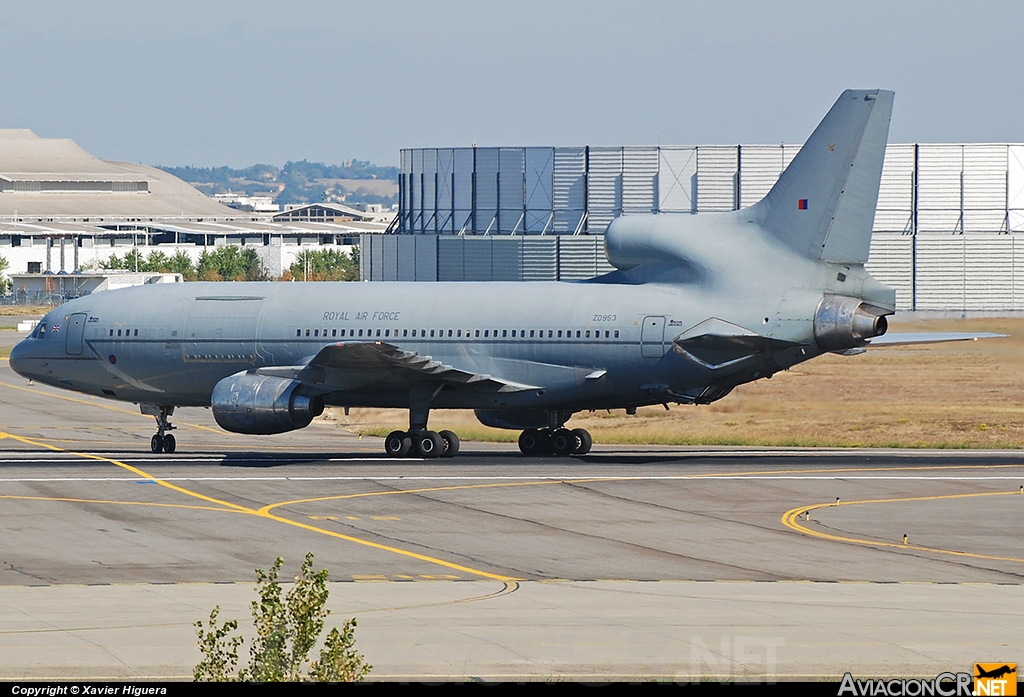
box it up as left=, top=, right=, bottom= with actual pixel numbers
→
left=33, top=323, right=46, bottom=339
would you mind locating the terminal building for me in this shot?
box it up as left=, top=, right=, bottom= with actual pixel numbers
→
left=362, top=144, right=1024, bottom=311
left=0, top=129, right=388, bottom=296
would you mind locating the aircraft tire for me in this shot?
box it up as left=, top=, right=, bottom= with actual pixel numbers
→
left=551, top=428, right=576, bottom=456
left=162, top=434, right=176, bottom=454
left=439, top=430, right=460, bottom=458
left=151, top=435, right=164, bottom=453
left=518, top=429, right=542, bottom=456
left=571, top=428, right=592, bottom=455
left=416, top=431, right=444, bottom=459
left=384, top=430, right=412, bottom=457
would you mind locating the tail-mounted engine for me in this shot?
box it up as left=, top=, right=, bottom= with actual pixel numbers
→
left=813, top=294, right=891, bottom=351
left=211, top=371, right=324, bottom=435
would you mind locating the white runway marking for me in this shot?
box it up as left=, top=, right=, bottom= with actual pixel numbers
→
left=0, top=475, right=1022, bottom=483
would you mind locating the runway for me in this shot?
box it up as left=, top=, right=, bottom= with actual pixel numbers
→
left=1, top=362, right=1022, bottom=679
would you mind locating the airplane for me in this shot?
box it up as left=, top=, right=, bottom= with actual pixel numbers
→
left=8, top=89, right=1002, bottom=458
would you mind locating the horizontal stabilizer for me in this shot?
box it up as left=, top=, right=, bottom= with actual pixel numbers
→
left=868, top=332, right=1007, bottom=346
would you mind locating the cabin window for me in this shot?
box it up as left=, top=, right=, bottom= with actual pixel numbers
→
left=332, top=329, right=337, bottom=337
left=511, top=330, right=517, bottom=338
left=557, top=330, right=562, bottom=338
left=296, top=329, right=301, bottom=337
left=358, top=329, right=364, bottom=337
left=456, top=329, right=462, bottom=338
left=604, top=330, right=609, bottom=338
left=134, top=329, right=139, bottom=337
left=447, top=329, right=453, bottom=337
left=403, top=329, right=408, bottom=337
left=576, top=330, right=581, bottom=338
left=585, top=330, right=591, bottom=338
left=376, top=329, right=381, bottom=337
left=475, top=330, right=480, bottom=337
left=117, top=329, right=122, bottom=337
left=529, top=330, right=535, bottom=338
left=430, top=329, right=435, bottom=337
left=502, top=330, right=508, bottom=337
left=614, top=330, right=620, bottom=338
left=384, top=329, right=390, bottom=337
left=109, top=328, right=113, bottom=337
left=305, top=329, right=310, bottom=337
left=340, top=329, right=346, bottom=337
left=314, top=329, right=319, bottom=337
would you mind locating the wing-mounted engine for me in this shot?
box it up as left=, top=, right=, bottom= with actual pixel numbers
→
left=211, top=371, right=324, bottom=435
left=813, top=294, right=890, bottom=351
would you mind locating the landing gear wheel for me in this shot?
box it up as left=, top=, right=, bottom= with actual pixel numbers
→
left=550, top=428, right=576, bottom=457
left=439, top=430, right=460, bottom=458
left=384, top=430, right=412, bottom=457
left=571, top=428, right=592, bottom=455
left=150, top=435, right=164, bottom=453
left=416, top=431, right=444, bottom=458
left=162, top=434, right=176, bottom=454
left=518, top=428, right=543, bottom=456
left=537, top=428, right=555, bottom=456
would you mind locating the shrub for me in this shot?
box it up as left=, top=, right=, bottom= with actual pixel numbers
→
left=194, top=553, right=370, bottom=682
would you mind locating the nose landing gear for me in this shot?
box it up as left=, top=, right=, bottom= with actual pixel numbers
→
left=142, top=404, right=177, bottom=454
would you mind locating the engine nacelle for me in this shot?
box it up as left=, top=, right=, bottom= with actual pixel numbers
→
left=813, top=294, right=890, bottom=351
left=211, top=371, right=324, bottom=435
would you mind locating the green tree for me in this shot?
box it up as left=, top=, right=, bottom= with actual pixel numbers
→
left=165, top=250, right=197, bottom=279
left=195, top=553, right=370, bottom=682
left=0, top=254, right=10, bottom=294
left=197, top=246, right=268, bottom=281
left=289, top=248, right=359, bottom=282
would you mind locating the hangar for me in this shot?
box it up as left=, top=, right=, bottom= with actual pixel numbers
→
left=0, top=129, right=387, bottom=290
left=364, top=143, right=1024, bottom=311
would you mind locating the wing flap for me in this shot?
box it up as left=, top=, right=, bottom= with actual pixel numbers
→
left=290, top=341, right=540, bottom=392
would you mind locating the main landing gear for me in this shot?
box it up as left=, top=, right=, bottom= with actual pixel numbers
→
left=384, top=429, right=459, bottom=459
left=383, top=385, right=460, bottom=458
left=518, top=427, right=592, bottom=457
left=145, top=405, right=177, bottom=454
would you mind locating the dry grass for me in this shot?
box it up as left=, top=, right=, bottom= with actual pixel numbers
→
left=324, top=317, right=1024, bottom=448
left=0, top=306, right=53, bottom=317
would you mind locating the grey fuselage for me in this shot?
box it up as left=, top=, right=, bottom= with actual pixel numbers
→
left=9, top=214, right=893, bottom=422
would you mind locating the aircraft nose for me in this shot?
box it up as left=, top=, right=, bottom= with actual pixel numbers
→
left=8, top=338, right=33, bottom=379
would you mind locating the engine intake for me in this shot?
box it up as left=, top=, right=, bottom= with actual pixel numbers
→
left=211, top=372, right=324, bottom=435
left=813, top=294, right=890, bottom=351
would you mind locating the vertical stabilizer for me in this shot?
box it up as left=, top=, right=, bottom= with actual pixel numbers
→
left=751, top=89, right=894, bottom=263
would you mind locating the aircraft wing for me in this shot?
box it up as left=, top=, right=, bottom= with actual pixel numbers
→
left=256, top=341, right=540, bottom=393
left=867, top=332, right=1007, bottom=346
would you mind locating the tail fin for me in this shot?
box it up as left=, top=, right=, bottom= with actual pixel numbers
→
left=751, top=89, right=894, bottom=263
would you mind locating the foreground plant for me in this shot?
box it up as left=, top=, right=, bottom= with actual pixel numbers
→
left=194, top=553, right=370, bottom=682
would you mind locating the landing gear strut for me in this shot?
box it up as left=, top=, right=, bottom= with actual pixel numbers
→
left=518, top=427, right=592, bottom=457
left=143, top=404, right=176, bottom=454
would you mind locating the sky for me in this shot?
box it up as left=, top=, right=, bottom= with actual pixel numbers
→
left=2, top=0, right=1022, bottom=169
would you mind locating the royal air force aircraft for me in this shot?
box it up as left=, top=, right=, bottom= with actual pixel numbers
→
left=9, top=90, right=998, bottom=458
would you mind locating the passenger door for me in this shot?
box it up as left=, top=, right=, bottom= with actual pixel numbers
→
left=64, top=313, right=87, bottom=356
left=640, top=315, right=666, bottom=358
